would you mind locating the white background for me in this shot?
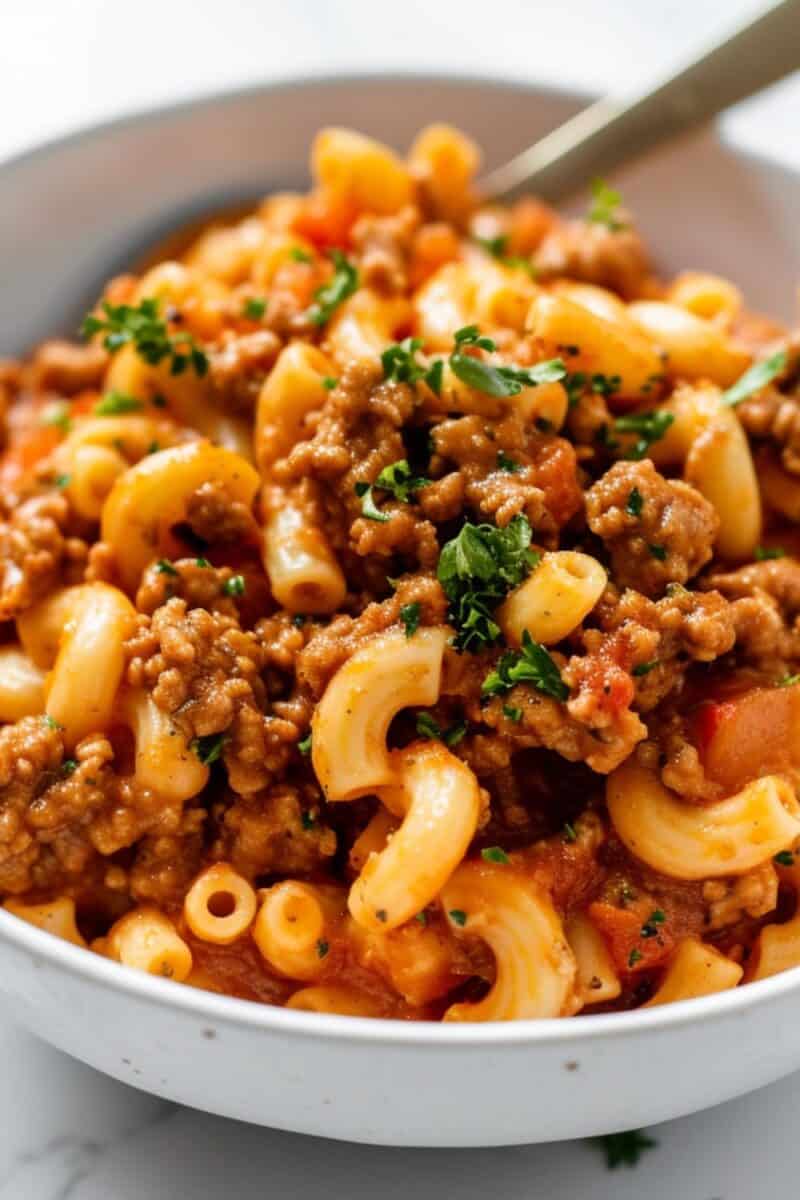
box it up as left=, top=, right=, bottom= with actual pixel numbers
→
left=1, top=2, right=799, bottom=1196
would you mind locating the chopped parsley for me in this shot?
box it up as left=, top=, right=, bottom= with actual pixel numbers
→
left=587, top=179, right=626, bottom=231
left=774, top=850, right=795, bottom=866
left=190, top=734, right=226, bottom=765
left=290, top=246, right=313, bottom=263
left=448, top=909, right=468, bottom=927
left=355, top=459, right=430, bottom=523
left=155, top=559, right=178, bottom=576
left=449, top=325, right=566, bottom=398
left=400, top=602, right=421, bottom=638
left=415, top=713, right=467, bottom=747
left=40, top=401, right=72, bottom=433
left=223, top=574, right=246, bottom=597
left=298, top=732, right=312, bottom=755
left=474, top=233, right=509, bottom=258
left=94, top=391, right=143, bottom=416
left=415, top=910, right=428, bottom=926
left=316, top=939, right=329, bottom=959
left=437, top=515, right=539, bottom=651
left=381, top=337, right=443, bottom=393
left=482, top=630, right=569, bottom=702
left=292, top=613, right=307, bottom=628
left=562, top=822, right=578, bottom=844
left=481, top=846, right=510, bottom=865
left=502, top=704, right=523, bottom=722
left=242, top=297, right=266, bottom=320
left=375, top=909, right=388, bottom=923
left=496, top=450, right=520, bottom=473
left=754, top=545, right=786, bottom=561
left=628, top=947, right=643, bottom=968
left=595, top=1129, right=657, bottom=1169
left=81, top=297, right=208, bottom=376
left=304, top=249, right=358, bottom=326
left=300, top=809, right=317, bottom=830
left=640, top=909, right=666, bottom=939
left=722, top=349, right=787, bottom=407
left=625, top=487, right=643, bottom=517
left=778, top=674, right=800, bottom=687
left=147, top=441, right=160, bottom=454
left=195, top=557, right=211, bottom=568
left=648, top=543, right=668, bottom=562
left=60, top=759, right=78, bottom=776
left=43, top=715, right=64, bottom=731
left=613, top=409, right=674, bottom=460
left=322, top=376, right=338, bottom=390
left=632, top=660, right=658, bottom=677
left=53, top=473, right=71, bottom=490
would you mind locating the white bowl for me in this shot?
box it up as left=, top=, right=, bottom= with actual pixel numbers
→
left=1, top=74, right=799, bottom=1148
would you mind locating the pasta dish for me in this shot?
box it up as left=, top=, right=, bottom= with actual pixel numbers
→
left=1, top=124, right=799, bottom=1021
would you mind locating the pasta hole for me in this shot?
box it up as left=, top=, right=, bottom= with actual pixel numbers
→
left=207, top=890, right=237, bottom=918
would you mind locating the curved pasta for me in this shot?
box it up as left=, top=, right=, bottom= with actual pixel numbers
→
left=627, top=300, right=750, bottom=387
left=18, top=582, right=136, bottom=746
left=253, top=881, right=345, bottom=980
left=255, top=342, right=335, bottom=469
left=286, top=985, right=382, bottom=1016
left=645, top=938, right=742, bottom=1006
left=441, top=862, right=579, bottom=1021
left=183, top=863, right=257, bottom=945
left=497, top=551, right=607, bottom=647
left=311, top=627, right=448, bottom=801
left=101, top=441, right=260, bottom=591
left=0, top=645, right=45, bottom=721
left=260, top=497, right=346, bottom=614
left=312, top=127, right=414, bottom=215
left=325, top=290, right=412, bottom=366
left=747, top=862, right=800, bottom=982
left=407, top=123, right=480, bottom=221
left=118, top=689, right=208, bottom=803
left=565, top=911, right=621, bottom=1005
left=348, top=739, right=482, bottom=933
left=4, top=897, right=86, bottom=946
left=607, top=760, right=800, bottom=880
left=106, top=907, right=193, bottom=980
left=667, top=271, right=742, bottom=327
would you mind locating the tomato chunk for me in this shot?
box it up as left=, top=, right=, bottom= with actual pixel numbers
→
left=589, top=901, right=675, bottom=975
left=693, top=683, right=800, bottom=794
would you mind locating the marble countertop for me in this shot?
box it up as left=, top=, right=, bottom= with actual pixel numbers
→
left=1, top=1, right=799, bottom=1195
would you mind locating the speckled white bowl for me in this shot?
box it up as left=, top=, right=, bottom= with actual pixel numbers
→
left=0, top=75, right=799, bottom=1147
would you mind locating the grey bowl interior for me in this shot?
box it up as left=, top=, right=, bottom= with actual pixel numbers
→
left=1, top=73, right=798, bottom=357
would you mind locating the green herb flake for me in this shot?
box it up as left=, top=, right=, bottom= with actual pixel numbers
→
left=437, top=514, right=540, bottom=652
left=53, top=473, right=71, bottom=490
left=301, top=809, right=316, bottom=830
left=155, top=559, right=178, bottom=576
left=562, top=822, right=578, bottom=844
left=40, top=401, right=72, bottom=434
left=292, top=613, right=307, bottom=628
left=502, top=704, right=523, bottom=723
left=613, top=409, right=674, bottom=460
left=416, top=712, right=441, bottom=741
left=448, top=909, right=468, bottom=927
left=496, top=450, right=520, bottom=473
left=449, top=325, right=566, bottom=398
left=381, top=337, right=444, bottom=395
left=778, top=673, right=800, bottom=688
left=190, top=733, right=226, bottom=765
left=632, top=661, right=658, bottom=677
left=587, top=179, right=626, bottom=231
left=627, top=947, right=644, bottom=968
left=82, top=297, right=208, bottom=376
left=316, top=939, right=329, bottom=959
left=481, top=846, right=510, bottom=865
left=355, top=459, right=430, bottom=522
left=400, top=602, right=421, bottom=638
left=242, top=297, right=267, bottom=320
left=482, top=630, right=569, bottom=702
left=147, top=441, right=160, bottom=455
left=94, top=391, right=144, bottom=416
left=195, top=557, right=212, bottom=568
left=648, top=543, right=668, bottom=562
left=640, top=909, right=666, bottom=939
left=375, top=909, right=388, bottom=923
left=223, top=574, right=246, bottom=597
left=443, top=720, right=467, bottom=748
left=305, top=249, right=358, bottom=327
left=290, top=246, right=313, bottom=264
left=298, top=732, right=312, bottom=756
left=415, top=910, right=428, bottom=926
left=43, top=715, right=64, bottom=731
left=60, top=758, right=78, bottom=776
left=774, top=850, right=795, bottom=866
left=754, top=545, right=786, bottom=561
left=475, top=233, right=509, bottom=258
left=322, top=376, right=338, bottom=390
left=626, top=487, right=643, bottom=518
left=722, top=349, right=787, bottom=407
left=595, top=1129, right=657, bottom=1169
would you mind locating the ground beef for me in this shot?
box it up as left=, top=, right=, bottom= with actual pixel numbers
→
left=703, top=864, right=778, bottom=932
left=586, top=459, right=718, bottom=596
left=212, top=784, right=336, bottom=880
left=351, top=206, right=419, bottom=294
left=705, top=558, right=800, bottom=667
left=185, top=479, right=259, bottom=546
left=30, top=340, right=108, bottom=395
left=135, top=557, right=242, bottom=617
left=534, top=218, right=651, bottom=299
left=208, top=330, right=282, bottom=413
left=0, top=492, right=88, bottom=619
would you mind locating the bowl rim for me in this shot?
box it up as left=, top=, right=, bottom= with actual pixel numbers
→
left=1, top=68, right=798, bottom=1046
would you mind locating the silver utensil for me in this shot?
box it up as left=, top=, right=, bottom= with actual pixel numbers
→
left=481, top=0, right=800, bottom=202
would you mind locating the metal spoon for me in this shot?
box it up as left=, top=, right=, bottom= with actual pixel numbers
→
left=481, top=0, right=800, bottom=202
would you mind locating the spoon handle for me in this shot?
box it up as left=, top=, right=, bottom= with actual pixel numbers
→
left=481, top=0, right=800, bottom=202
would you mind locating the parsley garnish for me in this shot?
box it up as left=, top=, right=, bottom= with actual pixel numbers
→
left=626, top=487, right=643, bottom=517
left=778, top=674, right=800, bottom=687
left=475, top=234, right=509, bottom=257
left=632, top=661, right=658, bottom=677
left=481, top=846, right=510, bottom=865
left=94, top=391, right=143, bottom=416
left=415, top=713, right=467, bottom=747
left=316, top=939, right=329, bottom=959
left=448, top=909, right=468, bottom=927
left=301, top=809, right=316, bottom=830
left=43, top=715, right=64, bottom=731
left=81, top=297, right=208, bottom=376
left=754, top=545, right=786, bottom=561
left=375, top=909, right=388, bottom=923
left=648, top=543, right=668, bottom=562
left=628, top=947, right=643, bottom=967
left=290, top=246, right=313, bottom=263
left=587, top=179, right=626, bottom=231
left=53, top=473, right=71, bottom=490
left=400, top=602, right=421, bottom=638
left=223, top=575, right=246, bottom=597
left=355, top=459, right=430, bottom=522
left=613, top=410, right=674, bottom=460
left=449, top=326, right=566, bottom=398
left=298, top=732, right=312, bottom=755
left=61, top=759, right=78, bottom=776
left=242, top=297, right=266, bottom=320
left=722, top=349, right=787, bottom=407
left=562, top=822, right=578, bottom=843
left=305, top=250, right=358, bottom=326
left=774, top=850, right=795, bottom=866
left=322, top=376, right=338, bottom=390
left=156, top=559, right=178, bottom=576
left=195, top=557, right=211, bottom=568
left=381, top=338, right=443, bottom=393
left=292, top=613, right=307, bottom=627
left=496, top=450, right=520, bottom=473
left=482, top=630, right=569, bottom=702
left=596, top=1129, right=657, bottom=1169
left=640, top=909, right=666, bottom=939
left=40, top=401, right=72, bottom=434
left=502, top=704, right=522, bottom=722
left=190, top=733, right=226, bottom=765
left=437, top=515, right=539, bottom=652
left=415, top=910, right=428, bottom=926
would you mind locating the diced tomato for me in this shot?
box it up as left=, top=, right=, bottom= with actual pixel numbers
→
left=291, top=190, right=358, bottom=250
left=692, top=683, right=800, bottom=793
left=589, top=900, right=675, bottom=975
